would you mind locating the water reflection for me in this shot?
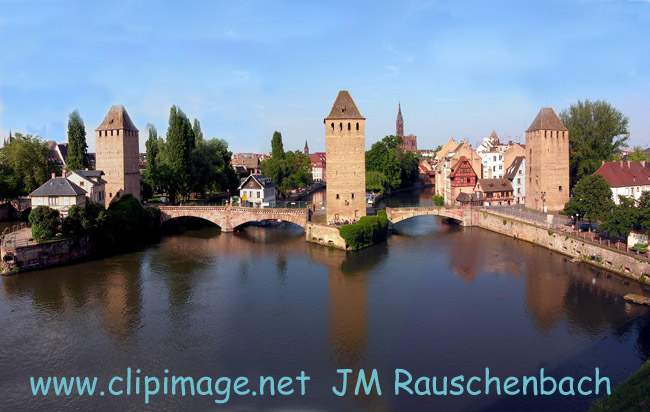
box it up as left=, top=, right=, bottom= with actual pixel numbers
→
left=3, top=206, right=650, bottom=411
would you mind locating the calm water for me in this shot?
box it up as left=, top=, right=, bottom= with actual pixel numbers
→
left=2, top=189, right=650, bottom=411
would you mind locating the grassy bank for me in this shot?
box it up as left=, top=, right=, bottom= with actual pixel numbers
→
left=589, top=361, right=650, bottom=411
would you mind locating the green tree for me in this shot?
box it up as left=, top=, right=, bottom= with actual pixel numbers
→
left=562, top=174, right=613, bottom=228
left=366, top=170, right=389, bottom=194
left=628, top=146, right=649, bottom=162
left=271, top=131, right=285, bottom=160
left=162, top=106, right=194, bottom=200
left=560, top=99, right=629, bottom=187
left=600, top=195, right=638, bottom=237
left=638, top=192, right=650, bottom=234
left=66, top=110, right=89, bottom=170
left=28, top=206, right=60, bottom=242
left=433, top=195, right=445, bottom=206
left=400, top=150, right=420, bottom=187
left=192, top=119, right=203, bottom=143
left=145, top=123, right=159, bottom=170
left=0, top=133, right=59, bottom=198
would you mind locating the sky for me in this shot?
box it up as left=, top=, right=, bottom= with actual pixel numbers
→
left=0, top=0, right=649, bottom=154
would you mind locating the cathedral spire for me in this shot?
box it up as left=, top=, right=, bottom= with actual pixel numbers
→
left=396, top=103, right=404, bottom=137
left=304, top=139, right=309, bottom=155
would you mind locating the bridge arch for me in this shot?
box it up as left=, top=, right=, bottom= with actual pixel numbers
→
left=385, top=206, right=472, bottom=226
left=158, top=206, right=310, bottom=232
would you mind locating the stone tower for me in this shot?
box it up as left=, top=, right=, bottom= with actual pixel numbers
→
left=95, top=105, right=140, bottom=207
left=324, top=91, right=367, bottom=223
left=524, top=107, right=569, bottom=212
left=304, top=139, right=309, bottom=155
left=396, top=103, right=404, bottom=137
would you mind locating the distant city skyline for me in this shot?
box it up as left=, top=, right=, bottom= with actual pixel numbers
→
left=1, top=0, right=649, bottom=154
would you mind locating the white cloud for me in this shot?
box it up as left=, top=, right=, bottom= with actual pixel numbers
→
left=385, top=65, right=400, bottom=76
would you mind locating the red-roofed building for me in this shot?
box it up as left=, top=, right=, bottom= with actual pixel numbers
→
left=449, top=156, right=478, bottom=203
left=309, top=152, right=326, bottom=182
left=593, top=160, right=650, bottom=204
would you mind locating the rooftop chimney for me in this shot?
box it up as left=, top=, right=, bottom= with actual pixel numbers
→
left=602, top=160, right=605, bottom=166
left=620, top=160, right=624, bottom=169
left=642, top=161, right=646, bottom=168
left=51, top=172, right=56, bottom=179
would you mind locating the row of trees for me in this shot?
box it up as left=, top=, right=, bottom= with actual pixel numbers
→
left=365, top=135, right=420, bottom=195
left=260, top=131, right=312, bottom=195
left=28, top=195, right=160, bottom=249
left=0, top=110, right=92, bottom=201
left=562, top=174, right=650, bottom=237
left=143, top=106, right=239, bottom=203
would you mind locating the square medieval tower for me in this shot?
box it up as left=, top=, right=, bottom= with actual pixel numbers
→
left=95, top=105, right=141, bottom=207
left=524, top=107, right=570, bottom=212
left=325, top=91, right=367, bottom=223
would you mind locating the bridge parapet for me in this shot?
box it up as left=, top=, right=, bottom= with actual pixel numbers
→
left=158, top=205, right=310, bottom=232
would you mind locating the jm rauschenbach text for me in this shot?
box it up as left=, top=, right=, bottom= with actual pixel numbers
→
left=30, top=367, right=610, bottom=404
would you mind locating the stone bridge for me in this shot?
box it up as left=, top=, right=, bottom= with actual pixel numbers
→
left=158, top=205, right=310, bottom=232
left=385, top=206, right=473, bottom=226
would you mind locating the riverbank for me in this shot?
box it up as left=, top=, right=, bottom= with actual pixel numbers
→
left=589, top=361, right=650, bottom=411
left=473, top=208, right=650, bottom=283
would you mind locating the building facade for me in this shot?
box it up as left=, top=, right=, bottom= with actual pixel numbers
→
left=28, top=175, right=87, bottom=216
left=325, top=91, right=367, bottom=223
left=65, top=170, right=107, bottom=204
left=505, top=156, right=526, bottom=204
left=309, top=152, right=326, bottom=183
left=238, top=174, right=276, bottom=207
left=593, top=160, right=650, bottom=204
left=95, top=105, right=140, bottom=207
left=449, top=156, right=478, bottom=203
left=475, top=178, right=514, bottom=206
left=524, top=107, right=569, bottom=212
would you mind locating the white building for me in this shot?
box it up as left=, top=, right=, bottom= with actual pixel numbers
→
left=238, top=174, right=276, bottom=207
left=504, top=156, right=526, bottom=204
left=65, top=170, right=107, bottom=204
left=28, top=174, right=87, bottom=216
left=594, top=161, right=650, bottom=204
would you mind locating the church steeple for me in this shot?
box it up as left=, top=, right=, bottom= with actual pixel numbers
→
left=396, top=103, right=404, bottom=137
left=304, top=139, right=309, bottom=155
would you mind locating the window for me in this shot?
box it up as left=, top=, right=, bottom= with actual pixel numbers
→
left=339, top=123, right=343, bottom=131
left=348, top=123, right=351, bottom=131
left=64, top=196, right=70, bottom=205
left=336, top=194, right=340, bottom=199
left=117, top=192, right=120, bottom=198
left=48, top=197, right=57, bottom=206
left=351, top=193, right=355, bottom=199
left=80, top=181, right=84, bottom=187
left=331, top=122, right=334, bottom=131
left=559, top=186, right=562, bottom=191
left=110, top=193, right=112, bottom=198
left=111, top=130, right=113, bottom=136
left=116, top=130, right=119, bottom=136
left=356, top=123, right=359, bottom=131
left=517, top=178, right=521, bottom=184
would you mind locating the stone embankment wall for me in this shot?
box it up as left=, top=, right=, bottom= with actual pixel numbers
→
left=1, top=236, right=93, bottom=275
left=305, top=223, right=347, bottom=250
left=473, top=210, right=650, bottom=282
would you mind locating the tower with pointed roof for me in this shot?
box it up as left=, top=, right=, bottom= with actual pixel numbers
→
left=524, top=107, right=569, bottom=211
left=304, top=140, right=309, bottom=155
left=396, top=103, right=404, bottom=137
left=95, top=105, right=140, bottom=206
left=324, top=91, right=366, bottom=223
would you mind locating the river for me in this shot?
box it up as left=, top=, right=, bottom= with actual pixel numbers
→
left=1, top=187, right=649, bottom=411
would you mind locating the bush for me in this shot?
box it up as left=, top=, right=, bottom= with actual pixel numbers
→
left=339, top=210, right=389, bottom=250
left=28, top=206, right=60, bottom=242
left=433, top=195, right=445, bottom=206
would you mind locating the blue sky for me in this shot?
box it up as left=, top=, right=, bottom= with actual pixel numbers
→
left=1, top=0, right=649, bottom=154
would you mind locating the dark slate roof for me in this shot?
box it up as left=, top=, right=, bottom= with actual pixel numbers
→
left=29, top=177, right=87, bottom=197
left=72, top=170, right=104, bottom=178
left=96, top=105, right=139, bottom=132
left=57, top=143, right=68, bottom=159
left=325, top=91, right=365, bottom=120
left=477, top=178, right=513, bottom=193
left=526, top=107, right=568, bottom=132
left=593, top=161, right=650, bottom=188
left=504, top=156, right=525, bottom=180
left=456, top=192, right=481, bottom=203
left=237, top=173, right=276, bottom=190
